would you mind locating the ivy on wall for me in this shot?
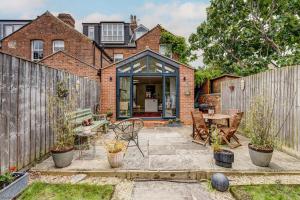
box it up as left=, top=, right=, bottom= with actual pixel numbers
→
left=160, top=30, right=194, bottom=64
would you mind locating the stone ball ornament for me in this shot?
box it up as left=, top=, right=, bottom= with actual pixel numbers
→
left=211, top=173, right=229, bottom=192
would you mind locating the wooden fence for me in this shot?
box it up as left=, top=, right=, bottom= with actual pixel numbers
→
left=0, top=52, right=100, bottom=174
left=221, top=65, right=300, bottom=153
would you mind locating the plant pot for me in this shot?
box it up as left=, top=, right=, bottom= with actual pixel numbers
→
left=248, top=143, right=274, bottom=167
left=214, top=149, right=234, bottom=168
left=0, top=172, right=28, bottom=200
left=107, top=151, right=124, bottom=168
left=51, top=147, right=74, bottom=168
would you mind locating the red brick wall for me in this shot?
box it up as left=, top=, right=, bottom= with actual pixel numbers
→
left=100, top=65, right=116, bottom=121
left=179, top=65, right=195, bottom=125
left=100, top=63, right=194, bottom=124
left=1, top=12, right=101, bottom=68
left=40, top=51, right=99, bottom=80
left=103, top=25, right=178, bottom=65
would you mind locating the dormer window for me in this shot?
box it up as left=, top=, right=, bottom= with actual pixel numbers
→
left=101, top=23, right=124, bottom=43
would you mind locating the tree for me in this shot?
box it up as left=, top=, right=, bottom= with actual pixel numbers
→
left=189, top=0, right=300, bottom=76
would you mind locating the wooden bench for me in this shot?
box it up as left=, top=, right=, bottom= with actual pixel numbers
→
left=67, top=108, right=109, bottom=134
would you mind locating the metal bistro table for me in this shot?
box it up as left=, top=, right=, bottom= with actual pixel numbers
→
left=77, top=130, right=97, bottom=159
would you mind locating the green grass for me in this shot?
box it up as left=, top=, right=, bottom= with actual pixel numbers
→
left=18, top=182, right=114, bottom=200
left=230, top=184, right=300, bottom=200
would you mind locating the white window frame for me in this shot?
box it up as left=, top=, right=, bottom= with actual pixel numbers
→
left=52, top=40, right=65, bottom=53
left=101, top=23, right=124, bottom=43
left=88, top=26, right=95, bottom=40
left=4, top=25, right=13, bottom=37
left=159, top=44, right=172, bottom=58
left=114, top=53, right=124, bottom=62
left=31, top=40, right=44, bottom=61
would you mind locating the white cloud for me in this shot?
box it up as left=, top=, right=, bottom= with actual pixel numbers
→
left=138, top=1, right=208, bottom=68
left=0, top=0, right=45, bottom=18
left=139, top=2, right=208, bottom=38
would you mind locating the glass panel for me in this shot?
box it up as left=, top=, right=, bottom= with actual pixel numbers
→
left=119, top=77, right=131, bottom=117
left=164, top=65, right=176, bottom=73
left=165, top=77, right=176, bottom=117
left=148, top=57, right=163, bottom=73
left=133, top=57, right=147, bottom=73
left=118, top=65, right=131, bottom=73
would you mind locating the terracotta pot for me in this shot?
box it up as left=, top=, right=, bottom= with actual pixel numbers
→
left=248, top=143, right=273, bottom=167
left=107, top=151, right=124, bottom=168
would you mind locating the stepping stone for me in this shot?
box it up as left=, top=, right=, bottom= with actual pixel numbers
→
left=70, top=174, right=87, bottom=183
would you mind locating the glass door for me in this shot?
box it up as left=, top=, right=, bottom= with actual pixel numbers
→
left=117, top=76, right=131, bottom=118
left=164, top=76, right=177, bottom=118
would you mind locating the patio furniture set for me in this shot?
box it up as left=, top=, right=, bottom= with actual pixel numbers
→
left=191, top=110, right=243, bottom=149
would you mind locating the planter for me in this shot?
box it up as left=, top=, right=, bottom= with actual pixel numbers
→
left=0, top=172, right=28, bottom=200
left=51, top=147, right=74, bottom=168
left=248, top=143, right=273, bottom=167
left=214, top=149, right=234, bottom=168
left=107, top=151, right=124, bottom=168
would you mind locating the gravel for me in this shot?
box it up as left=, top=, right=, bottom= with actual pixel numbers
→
left=28, top=172, right=300, bottom=200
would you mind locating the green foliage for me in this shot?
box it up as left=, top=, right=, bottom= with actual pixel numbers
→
left=160, top=30, right=194, bottom=64
left=0, top=172, right=14, bottom=185
left=48, top=79, right=77, bottom=151
left=211, top=127, right=222, bottom=152
left=194, top=67, right=223, bottom=86
left=189, top=0, right=300, bottom=76
left=230, top=184, right=300, bottom=200
left=243, top=96, right=276, bottom=149
left=18, top=182, right=114, bottom=200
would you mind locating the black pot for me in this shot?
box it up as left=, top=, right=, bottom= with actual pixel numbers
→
left=214, top=149, right=234, bottom=168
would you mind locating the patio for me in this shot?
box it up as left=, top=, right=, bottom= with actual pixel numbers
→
left=32, top=126, right=300, bottom=174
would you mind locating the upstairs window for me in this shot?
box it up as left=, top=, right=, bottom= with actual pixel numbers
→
left=159, top=44, right=172, bottom=58
left=101, top=23, right=124, bottom=43
left=4, top=25, right=13, bottom=37
left=53, top=40, right=65, bottom=53
left=31, top=40, right=44, bottom=61
left=114, top=54, right=124, bottom=62
left=88, top=26, right=95, bottom=40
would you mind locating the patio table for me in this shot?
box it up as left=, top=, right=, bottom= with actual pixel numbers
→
left=203, top=113, right=231, bottom=128
left=202, top=113, right=231, bottom=145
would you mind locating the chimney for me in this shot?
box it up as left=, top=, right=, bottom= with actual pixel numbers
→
left=58, top=13, right=75, bottom=28
left=130, top=14, right=137, bottom=31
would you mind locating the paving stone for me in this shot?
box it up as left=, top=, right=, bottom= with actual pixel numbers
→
left=132, top=181, right=212, bottom=200
left=70, top=174, right=87, bottom=183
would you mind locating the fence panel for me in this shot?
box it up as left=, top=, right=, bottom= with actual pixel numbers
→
left=0, top=52, right=100, bottom=174
left=221, top=65, right=300, bottom=153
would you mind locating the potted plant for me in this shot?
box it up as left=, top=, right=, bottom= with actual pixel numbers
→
left=212, top=128, right=234, bottom=168
left=244, top=96, right=276, bottom=167
left=167, top=118, right=182, bottom=127
left=57, top=81, right=69, bottom=98
left=0, top=167, right=29, bottom=200
left=48, top=80, right=76, bottom=168
left=105, top=140, right=126, bottom=168
left=106, top=110, right=113, bottom=122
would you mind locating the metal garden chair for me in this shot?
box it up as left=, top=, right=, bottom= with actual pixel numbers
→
left=112, top=118, right=144, bottom=157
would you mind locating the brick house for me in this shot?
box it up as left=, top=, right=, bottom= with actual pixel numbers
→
left=0, top=11, right=112, bottom=79
left=0, top=12, right=194, bottom=124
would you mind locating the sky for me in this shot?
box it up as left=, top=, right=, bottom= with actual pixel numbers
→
left=0, top=0, right=210, bottom=67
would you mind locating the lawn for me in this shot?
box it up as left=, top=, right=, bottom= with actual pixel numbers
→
left=230, top=184, right=300, bottom=200
left=18, top=182, right=114, bottom=200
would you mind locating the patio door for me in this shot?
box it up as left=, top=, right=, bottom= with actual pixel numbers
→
left=117, top=76, right=132, bottom=118
left=163, top=76, right=178, bottom=118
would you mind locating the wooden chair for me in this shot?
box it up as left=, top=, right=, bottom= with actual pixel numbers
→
left=219, top=112, right=243, bottom=148
left=191, top=111, right=209, bottom=146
